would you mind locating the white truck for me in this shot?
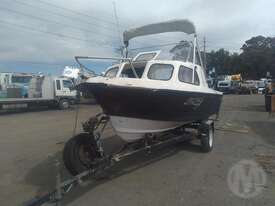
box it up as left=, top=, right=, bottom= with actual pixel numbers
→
left=0, top=75, right=77, bottom=110
left=217, top=80, right=240, bottom=94
left=0, top=72, right=33, bottom=97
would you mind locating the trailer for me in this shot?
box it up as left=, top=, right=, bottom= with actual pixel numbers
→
left=24, top=113, right=215, bottom=206
left=0, top=75, right=77, bottom=110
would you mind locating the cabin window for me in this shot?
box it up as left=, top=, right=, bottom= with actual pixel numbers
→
left=120, top=62, right=146, bottom=78
left=178, top=66, right=193, bottom=83
left=56, top=80, right=61, bottom=90
left=104, top=67, right=119, bottom=78
left=147, top=64, right=174, bottom=81
left=178, top=66, right=200, bottom=85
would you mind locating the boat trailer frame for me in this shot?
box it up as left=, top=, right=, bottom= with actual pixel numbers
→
left=24, top=113, right=214, bottom=206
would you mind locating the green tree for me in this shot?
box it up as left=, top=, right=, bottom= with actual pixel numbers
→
left=206, top=35, right=275, bottom=79
left=240, top=35, right=275, bottom=79
left=206, top=49, right=232, bottom=75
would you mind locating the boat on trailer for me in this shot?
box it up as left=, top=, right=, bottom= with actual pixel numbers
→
left=77, top=19, right=222, bottom=142
left=63, top=19, right=222, bottom=176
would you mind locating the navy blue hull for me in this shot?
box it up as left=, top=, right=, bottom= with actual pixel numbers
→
left=79, top=83, right=222, bottom=122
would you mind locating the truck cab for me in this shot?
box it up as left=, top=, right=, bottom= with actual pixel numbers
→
left=54, top=77, right=77, bottom=109
left=217, top=80, right=241, bottom=94
left=55, top=78, right=76, bottom=98
left=217, top=80, right=231, bottom=94
left=0, top=72, right=33, bottom=98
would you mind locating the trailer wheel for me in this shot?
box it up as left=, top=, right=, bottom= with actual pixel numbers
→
left=199, top=122, right=214, bottom=153
left=59, top=99, right=70, bottom=110
left=63, top=133, right=99, bottom=176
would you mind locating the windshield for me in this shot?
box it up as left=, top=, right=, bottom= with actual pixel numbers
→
left=104, top=67, right=119, bottom=78
left=62, top=80, right=73, bottom=88
left=120, top=62, right=147, bottom=78
left=218, top=82, right=230, bottom=87
left=134, top=52, right=158, bottom=61
left=129, top=40, right=194, bottom=62
left=11, top=76, right=32, bottom=84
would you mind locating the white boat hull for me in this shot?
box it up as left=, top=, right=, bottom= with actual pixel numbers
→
left=110, top=116, right=186, bottom=142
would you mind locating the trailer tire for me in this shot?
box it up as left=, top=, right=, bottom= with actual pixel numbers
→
left=59, top=99, right=70, bottom=110
left=63, top=133, right=98, bottom=176
left=199, top=122, right=214, bottom=153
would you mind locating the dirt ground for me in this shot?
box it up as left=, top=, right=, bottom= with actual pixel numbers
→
left=0, top=95, right=275, bottom=206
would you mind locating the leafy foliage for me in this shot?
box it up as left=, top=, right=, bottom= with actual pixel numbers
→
left=206, top=36, right=275, bottom=79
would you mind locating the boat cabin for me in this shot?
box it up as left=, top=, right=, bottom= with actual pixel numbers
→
left=103, top=50, right=208, bottom=88
left=75, top=19, right=213, bottom=91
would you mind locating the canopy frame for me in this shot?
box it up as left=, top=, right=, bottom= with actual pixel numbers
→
left=75, top=19, right=206, bottom=84
left=123, top=19, right=196, bottom=46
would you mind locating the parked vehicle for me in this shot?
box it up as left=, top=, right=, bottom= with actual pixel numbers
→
left=239, top=81, right=257, bottom=94
left=0, top=75, right=77, bottom=110
left=0, top=72, right=33, bottom=97
left=255, top=80, right=265, bottom=94
left=217, top=80, right=240, bottom=94
left=217, top=78, right=263, bottom=94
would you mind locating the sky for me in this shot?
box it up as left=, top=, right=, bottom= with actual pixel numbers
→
left=0, top=0, right=274, bottom=75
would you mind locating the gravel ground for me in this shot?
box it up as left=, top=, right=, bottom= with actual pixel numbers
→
left=0, top=95, right=275, bottom=206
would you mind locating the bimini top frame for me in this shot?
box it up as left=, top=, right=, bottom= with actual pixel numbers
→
left=123, top=19, right=196, bottom=46
left=75, top=19, right=204, bottom=83
left=122, top=19, right=203, bottom=83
